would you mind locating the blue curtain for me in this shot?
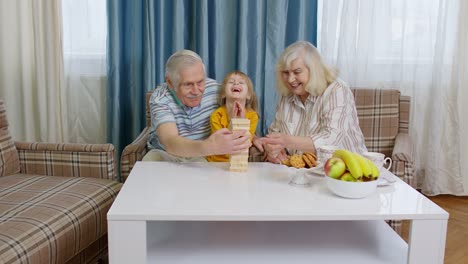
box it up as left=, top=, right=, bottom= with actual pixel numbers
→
left=107, top=0, right=317, bottom=157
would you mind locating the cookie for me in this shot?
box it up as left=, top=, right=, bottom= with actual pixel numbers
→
left=289, top=154, right=305, bottom=168
left=302, top=154, right=314, bottom=168
left=304, top=152, right=317, bottom=162
left=281, top=157, right=291, bottom=167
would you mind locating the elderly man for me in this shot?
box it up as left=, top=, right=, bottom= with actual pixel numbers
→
left=144, top=50, right=251, bottom=161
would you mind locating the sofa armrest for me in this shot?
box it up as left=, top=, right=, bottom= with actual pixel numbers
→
left=391, top=133, right=416, bottom=188
left=120, top=127, right=150, bottom=183
left=15, top=141, right=117, bottom=181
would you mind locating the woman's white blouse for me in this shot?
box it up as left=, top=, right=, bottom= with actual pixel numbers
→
left=269, top=79, right=368, bottom=154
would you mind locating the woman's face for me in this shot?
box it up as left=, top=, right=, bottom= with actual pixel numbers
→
left=281, top=58, right=310, bottom=97
left=225, top=74, right=249, bottom=101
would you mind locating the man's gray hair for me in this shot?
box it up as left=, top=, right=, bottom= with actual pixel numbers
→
left=165, top=50, right=205, bottom=87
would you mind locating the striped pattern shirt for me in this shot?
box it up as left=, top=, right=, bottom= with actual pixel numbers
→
left=269, top=79, right=368, bottom=154
left=147, top=78, right=220, bottom=151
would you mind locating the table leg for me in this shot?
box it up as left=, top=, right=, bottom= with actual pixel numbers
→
left=108, top=220, right=147, bottom=264
left=407, top=219, right=447, bottom=264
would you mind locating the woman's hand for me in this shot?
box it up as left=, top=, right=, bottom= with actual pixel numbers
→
left=265, top=148, right=288, bottom=164
left=262, top=133, right=290, bottom=152
left=252, top=136, right=265, bottom=152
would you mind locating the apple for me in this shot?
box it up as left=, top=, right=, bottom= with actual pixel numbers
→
left=324, top=157, right=346, bottom=179
left=340, top=172, right=357, bottom=182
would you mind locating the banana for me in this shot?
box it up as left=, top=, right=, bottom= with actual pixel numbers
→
left=366, top=158, right=380, bottom=179
left=353, top=153, right=372, bottom=178
left=332, top=149, right=363, bottom=180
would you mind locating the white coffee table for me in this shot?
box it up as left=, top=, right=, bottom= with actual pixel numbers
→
left=107, top=162, right=448, bottom=264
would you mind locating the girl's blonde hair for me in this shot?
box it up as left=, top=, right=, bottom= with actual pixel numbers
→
left=276, top=41, right=337, bottom=96
left=219, top=71, right=258, bottom=112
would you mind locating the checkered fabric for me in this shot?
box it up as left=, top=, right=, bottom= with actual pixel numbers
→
left=0, top=99, right=122, bottom=263
left=352, top=89, right=400, bottom=157
left=120, top=89, right=159, bottom=182
left=0, top=101, right=20, bottom=176
left=352, top=89, right=414, bottom=187
left=15, top=142, right=116, bottom=181
left=0, top=174, right=121, bottom=264
left=66, top=236, right=108, bottom=264
left=120, top=127, right=150, bottom=183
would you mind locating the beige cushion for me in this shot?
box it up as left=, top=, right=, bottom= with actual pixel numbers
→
left=0, top=100, right=20, bottom=176
left=352, top=89, right=400, bottom=157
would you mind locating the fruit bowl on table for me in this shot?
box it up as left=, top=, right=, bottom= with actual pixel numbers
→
left=323, top=149, right=381, bottom=198
left=325, top=177, right=378, bottom=199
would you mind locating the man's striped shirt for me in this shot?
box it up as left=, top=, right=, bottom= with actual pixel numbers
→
left=147, top=78, right=220, bottom=151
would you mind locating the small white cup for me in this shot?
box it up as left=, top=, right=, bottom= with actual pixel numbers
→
left=316, top=145, right=340, bottom=164
left=362, top=151, right=392, bottom=171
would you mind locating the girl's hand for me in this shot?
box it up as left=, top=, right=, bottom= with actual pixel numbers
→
left=230, top=101, right=246, bottom=118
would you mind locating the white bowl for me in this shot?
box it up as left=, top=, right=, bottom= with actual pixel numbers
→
left=325, top=176, right=378, bottom=199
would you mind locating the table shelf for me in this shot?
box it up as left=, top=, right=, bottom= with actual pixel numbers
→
left=147, top=220, right=407, bottom=264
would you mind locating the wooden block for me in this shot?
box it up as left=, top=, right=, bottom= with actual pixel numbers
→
left=229, top=118, right=250, bottom=172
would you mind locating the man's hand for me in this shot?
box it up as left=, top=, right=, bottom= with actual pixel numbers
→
left=205, top=128, right=251, bottom=155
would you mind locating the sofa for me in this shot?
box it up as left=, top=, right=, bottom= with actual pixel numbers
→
left=120, top=87, right=414, bottom=233
left=0, top=100, right=122, bottom=264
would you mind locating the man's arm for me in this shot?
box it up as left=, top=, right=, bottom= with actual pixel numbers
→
left=157, top=123, right=251, bottom=158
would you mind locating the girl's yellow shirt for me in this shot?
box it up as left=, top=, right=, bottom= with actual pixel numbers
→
left=206, top=106, right=259, bottom=162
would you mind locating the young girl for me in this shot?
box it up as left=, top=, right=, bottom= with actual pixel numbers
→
left=206, top=71, right=259, bottom=162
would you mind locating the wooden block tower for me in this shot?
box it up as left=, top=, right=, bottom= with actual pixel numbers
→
left=229, top=118, right=250, bottom=172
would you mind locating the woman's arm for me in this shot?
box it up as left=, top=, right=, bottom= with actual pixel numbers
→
left=310, top=82, right=366, bottom=153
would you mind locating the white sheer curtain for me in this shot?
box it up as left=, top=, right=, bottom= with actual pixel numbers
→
left=318, top=0, right=468, bottom=195
left=61, top=0, right=107, bottom=143
left=0, top=0, right=67, bottom=142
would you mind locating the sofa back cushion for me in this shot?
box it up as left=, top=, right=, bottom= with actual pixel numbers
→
left=352, top=89, right=401, bottom=157
left=0, top=100, right=20, bottom=176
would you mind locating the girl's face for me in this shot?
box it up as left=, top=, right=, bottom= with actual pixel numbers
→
left=281, top=58, right=310, bottom=97
left=225, top=74, right=249, bottom=101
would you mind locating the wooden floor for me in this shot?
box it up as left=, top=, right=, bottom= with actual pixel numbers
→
left=401, top=195, right=468, bottom=264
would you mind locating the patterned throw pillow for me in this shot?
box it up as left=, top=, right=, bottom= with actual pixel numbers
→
left=352, top=89, right=400, bottom=157
left=0, top=100, right=20, bottom=176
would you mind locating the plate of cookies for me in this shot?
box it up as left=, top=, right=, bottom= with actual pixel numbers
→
left=281, top=152, right=323, bottom=187
left=281, top=152, right=324, bottom=176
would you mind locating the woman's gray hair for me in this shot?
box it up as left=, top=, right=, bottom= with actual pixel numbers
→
left=276, top=41, right=337, bottom=96
left=165, top=50, right=206, bottom=87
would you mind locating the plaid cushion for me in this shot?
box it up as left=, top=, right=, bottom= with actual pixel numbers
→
left=352, top=89, right=400, bottom=157
left=0, top=100, right=20, bottom=176
left=65, top=235, right=108, bottom=264
left=399, top=95, right=410, bottom=133
left=0, top=174, right=121, bottom=264
left=120, top=127, right=150, bottom=182
left=15, top=142, right=116, bottom=181
left=145, top=90, right=154, bottom=127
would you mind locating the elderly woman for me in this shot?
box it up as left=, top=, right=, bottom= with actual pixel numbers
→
left=253, top=41, right=367, bottom=164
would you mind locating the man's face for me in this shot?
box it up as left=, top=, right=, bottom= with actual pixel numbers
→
left=170, top=62, right=206, bottom=108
